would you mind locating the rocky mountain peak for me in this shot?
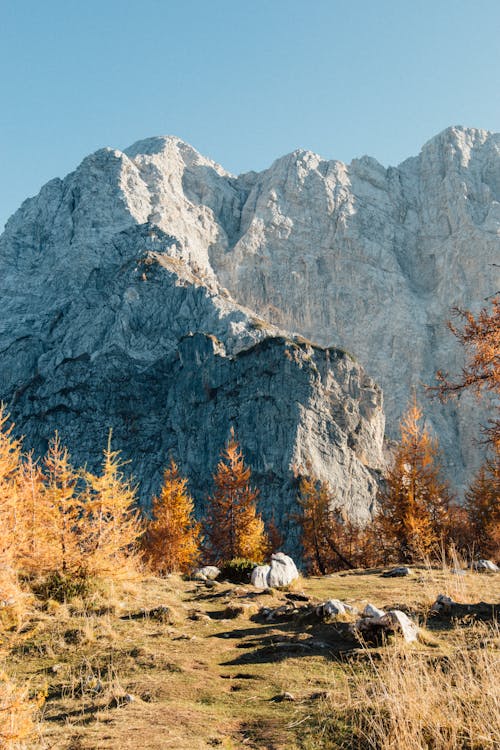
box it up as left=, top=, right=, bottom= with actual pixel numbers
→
left=0, top=125, right=498, bottom=523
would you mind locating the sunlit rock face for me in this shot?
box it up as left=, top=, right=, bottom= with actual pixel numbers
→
left=1, top=125, right=498, bottom=515
left=0, top=210, right=384, bottom=535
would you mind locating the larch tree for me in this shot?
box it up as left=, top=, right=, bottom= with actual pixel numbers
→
left=296, top=471, right=355, bottom=574
left=376, top=397, right=453, bottom=563
left=0, top=407, right=24, bottom=605
left=435, top=295, right=500, bottom=446
left=0, top=406, right=23, bottom=557
left=15, top=453, right=53, bottom=575
left=43, top=433, right=83, bottom=575
left=81, top=434, right=143, bottom=577
left=204, top=428, right=268, bottom=563
left=144, top=459, right=201, bottom=575
left=465, top=445, right=499, bottom=559
left=265, top=514, right=284, bottom=556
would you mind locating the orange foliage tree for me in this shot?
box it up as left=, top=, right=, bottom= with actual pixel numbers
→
left=144, top=459, right=201, bottom=575
left=15, top=453, right=52, bottom=575
left=296, top=472, right=368, bottom=574
left=377, top=398, right=453, bottom=563
left=0, top=406, right=23, bottom=570
left=204, top=429, right=268, bottom=563
left=81, top=435, right=143, bottom=577
left=43, top=433, right=83, bottom=575
left=435, top=296, right=500, bottom=446
left=465, top=445, right=500, bottom=559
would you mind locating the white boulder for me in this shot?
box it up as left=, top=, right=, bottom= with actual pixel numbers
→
left=268, top=553, right=299, bottom=588
left=380, top=610, right=419, bottom=642
left=362, top=603, right=386, bottom=619
left=251, top=565, right=271, bottom=589
left=320, top=599, right=346, bottom=618
left=251, top=554, right=299, bottom=589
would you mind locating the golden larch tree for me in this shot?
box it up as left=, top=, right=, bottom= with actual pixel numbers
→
left=144, top=459, right=201, bottom=575
left=0, top=406, right=23, bottom=564
left=435, top=295, right=500, bottom=446
left=377, top=397, right=453, bottom=563
left=82, top=434, right=143, bottom=577
left=296, top=472, right=356, bottom=574
left=265, top=514, right=284, bottom=556
left=465, top=444, right=499, bottom=559
left=0, top=407, right=24, bottom=607
left=204, top=428, right=268, bottom=563
left=15, top=453, right=53, bottom=575
left=43, top=433, right=83, bottom=574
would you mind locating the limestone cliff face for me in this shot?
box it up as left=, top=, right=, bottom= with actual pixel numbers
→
left=0, top=209, right=384, bottom=530
left=1, top=125, right=498, bottom=512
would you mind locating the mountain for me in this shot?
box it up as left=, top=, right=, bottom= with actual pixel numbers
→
left=0, top=158, right=384, bottom=533
left=0, top=126, right=498, bottom=525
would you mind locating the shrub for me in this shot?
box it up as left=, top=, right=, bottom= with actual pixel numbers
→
left=219, top=558, right=257, bottom=584
left=31, top=571, right=93, bottom=603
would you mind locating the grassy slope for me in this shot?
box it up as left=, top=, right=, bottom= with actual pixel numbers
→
left=3, top=567, right=499, bottom=749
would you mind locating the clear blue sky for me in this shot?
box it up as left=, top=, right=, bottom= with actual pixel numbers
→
left=1, top=0, right=499, bottom=229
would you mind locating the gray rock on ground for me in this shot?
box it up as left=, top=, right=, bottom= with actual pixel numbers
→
left=354, top=605, right=419, bottom=643
left=193, top=566, right=221, bottom=581
left=470, top=559, right=499, bottom=572
left=382, top=566, right=412, bottom=578
left=252, top=553, right=299, bottom=589
left=362, top=603, right=386, bottom=619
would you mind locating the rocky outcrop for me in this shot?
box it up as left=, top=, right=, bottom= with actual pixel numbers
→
left=0, top=190, right=385, bottom=535
left=1, top=124, right=497, bottom=511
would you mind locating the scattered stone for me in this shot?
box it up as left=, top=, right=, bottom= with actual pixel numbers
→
left=148, top=606, right=174, bottom=624
left=123, top=693, right=135, bottom=703
left=251, top=565, right=271, bottom=589
left=315, top=599, right=358, bottom=619
left=308, top=690, right=331, bottom=701
left=323, top=599, right=346, bottom=617
left=354, top=608, right=419, bottom=643
left=382, top=566, right=412, bottom=578
left=223, top=602, right=257, bottom=619
left=193, top=566, right=221, bottom=581
left=470, top=559, right=499, bottom=573
left=362, top=603, right=386, bottom=619
left=430, top=594, right=455, bottom=614
left=429, top=600, right=499, bottom=621
left=273, top=692, right=296, bottom=702
left=451, top=568, right=467, bottom=576
left=381, top=610, right=419, bottom=642
left=285, top=592, right=309, bottom=602
left=268, top=553, right=299, bottom=588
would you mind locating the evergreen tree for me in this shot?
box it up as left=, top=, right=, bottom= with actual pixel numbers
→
left=144, top=459, right=201, bottom=575
left=377, top=397, right=453, bottom=563
left=204, top=429, right=268, bottom=563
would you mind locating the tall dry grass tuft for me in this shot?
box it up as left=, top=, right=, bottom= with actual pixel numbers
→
left=0, top=673, right=43, bottom=749
left=317, top=624, right=500, bottom=750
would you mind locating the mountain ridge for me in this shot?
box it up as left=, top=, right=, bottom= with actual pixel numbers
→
left=1, top=124, right=498, bottom=509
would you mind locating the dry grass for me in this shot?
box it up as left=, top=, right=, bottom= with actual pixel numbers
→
left=1, top=568, right=498, bottom=749
left=310, top=624, right=500, bottom=749
left=0, top=671, right=44, bottom=749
